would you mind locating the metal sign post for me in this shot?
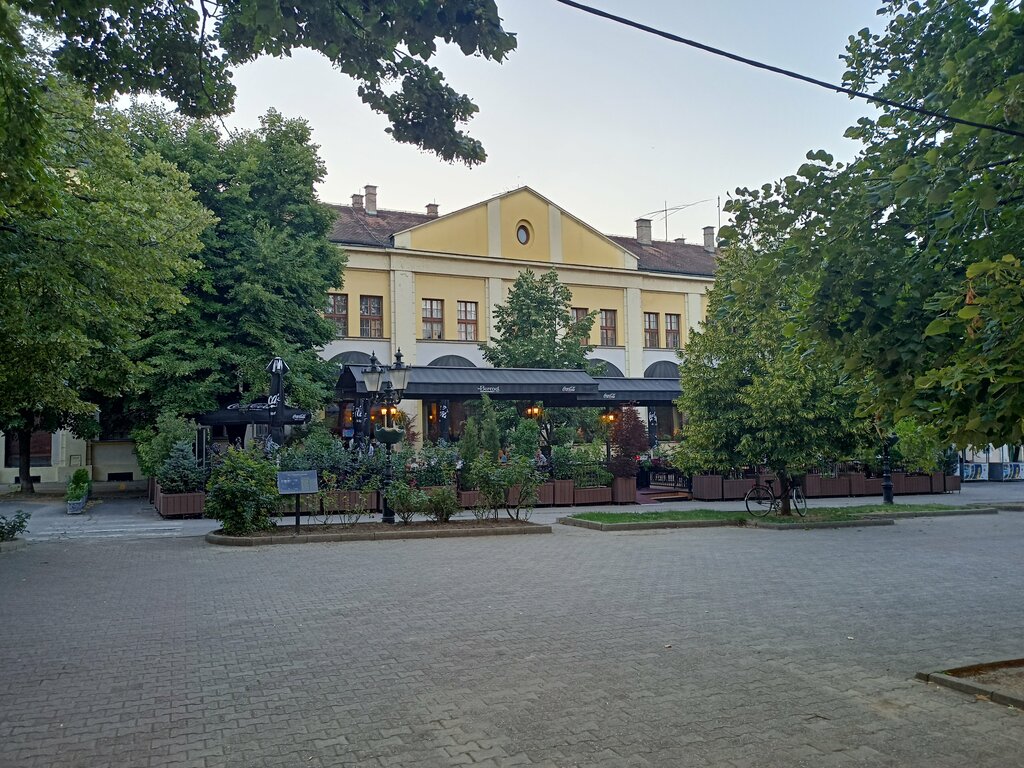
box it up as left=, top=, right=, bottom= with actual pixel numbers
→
left=277, top=470, right=319, bottom=533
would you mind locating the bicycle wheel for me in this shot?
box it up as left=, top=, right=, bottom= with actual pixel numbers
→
left=745, top=485, right=774, bottom=516
left=791, top=486, right=807, bottom=517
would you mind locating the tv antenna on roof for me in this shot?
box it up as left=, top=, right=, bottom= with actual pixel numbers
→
left=640, top=199, right=712, bottom=241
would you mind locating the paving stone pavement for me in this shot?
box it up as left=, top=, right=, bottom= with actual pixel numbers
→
left=1, top=514, right=1023, bottom=767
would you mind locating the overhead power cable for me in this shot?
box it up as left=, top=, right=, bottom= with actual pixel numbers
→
left=552, top=0, right=1024, bottom=140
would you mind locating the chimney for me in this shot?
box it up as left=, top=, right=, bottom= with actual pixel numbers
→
left=703, top=225, right=715, bottom=252
left=351, top=193, right=363, bottom=210
left=635, top=218, right=652, bottom=245
left=674, top=237, right=687, bottom=244
left=364, top=184, right=377, bottom=216
left=426, top=203, right=439, bottom=218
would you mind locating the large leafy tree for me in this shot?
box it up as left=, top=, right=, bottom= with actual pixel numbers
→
left=0, top=77, right=213, bottom=491
left=721, top=0, right=1024, bottom=446
left=125, top=107, right=347, bottom=418
left=480, top=269, right=599, bottom=445
left=481, top=269, right=595, bottom=369
left=674, top=248, right=861, bottom=513
left=2, top=1, right=516, bottom=168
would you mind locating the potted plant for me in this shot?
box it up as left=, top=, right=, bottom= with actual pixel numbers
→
left=572, top=457, right=613, bottom=505
left=154, top=440, right=207, bottom=518
left=608, top=408, right=648, bottom=504
left=550, top=445, right=576, bottom=505
left=65, top=468, right=91, bottom=515
left=132, top=411, right=196, bottom=503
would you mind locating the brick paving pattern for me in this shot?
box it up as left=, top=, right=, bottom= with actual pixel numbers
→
left=1, top=514, right=1023, bottom=767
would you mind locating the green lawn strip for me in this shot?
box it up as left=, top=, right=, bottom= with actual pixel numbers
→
left=572, top=503, right=966, bottom=527
left=570, top=510, right=746, bottom=525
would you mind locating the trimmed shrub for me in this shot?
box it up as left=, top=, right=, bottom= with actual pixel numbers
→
left=0, top=510, right=30, bottom=541
left=385, top=479, right=429, bottom=525
left=204, top=448, right=279, bottom=536
left=133, top=411, right=195, bottom=477
left=508, top=417, right=540, bottom=460
left=156, top=441, right=206, bottom=494
left=425, top=486, right=460, bottom=524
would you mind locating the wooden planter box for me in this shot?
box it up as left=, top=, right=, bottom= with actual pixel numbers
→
left=323, top=490, right=379, bottom=512
left=537, top=481, right=555, bottom=507
left=691, top=475, right=723, bottom=500
left=612, top=476, right=637, bottom=504
left=945, top=474, right=961, bottom=492
left=552, top=479, right=574, bottom=506
left=804, top=474, right=822, bottom=497
left=155, top=482, right=205, bottom=519
left=862, top=477, right=883, bottom=496
left=846, top=474, right=867, bottom=496
left=930, top=471, right=945, bottom=493
left=574, top=486, right=612, bottom=505
left=904, top=474, right=932, bottom=494
left=722, top=478, right=756, bottom=500
left=818, top=475, right=850, bottom=497
left=458, top=490, right=481, bottom=508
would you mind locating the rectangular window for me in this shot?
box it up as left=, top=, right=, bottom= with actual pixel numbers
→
left=599, top=309, right=617, bottom=346
left=422, top=299, right=444, bottom=340
left=325, top=293, right=347, bottom=336
left=359, top=295, right=383, bottom=338
left=457, top=301, right=478, bottom=341
left=665, top=313, right=681, bottom=349
left=3, top=430, right=52, bottom=468
left=572, top=307, right=589, bottom=324
left=644, top=312, right=660, bottom=348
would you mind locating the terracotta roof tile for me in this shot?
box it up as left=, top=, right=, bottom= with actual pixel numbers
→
left=327, top=204, right=717, bottom=277
left=327, top=204, right=433, bottom=247
left=608, top=235, right=717, bottom=277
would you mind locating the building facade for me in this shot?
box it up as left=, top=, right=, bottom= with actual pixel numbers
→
left=321, top=185, right=717, bottom=442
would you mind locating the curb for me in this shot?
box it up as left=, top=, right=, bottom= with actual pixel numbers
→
left=558, top=517, right=737, bottom=531
left=916, top=668, right=1024, bottom=709
left=559, top=517, right=895, bottom=531
left=866, top=507, right=997, bottom=519
left=751, top=518, right=895, bottom=530
left=206, top=523, right=552, bottom=546
left=0, top=539, right=29, bottom=553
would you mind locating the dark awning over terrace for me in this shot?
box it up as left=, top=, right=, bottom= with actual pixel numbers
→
left=578, top=378, right=681, bottom=406
left=336, top=366, right=680, bottom=406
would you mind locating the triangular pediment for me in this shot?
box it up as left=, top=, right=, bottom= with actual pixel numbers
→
left=393, top=186, right=638, bottom=270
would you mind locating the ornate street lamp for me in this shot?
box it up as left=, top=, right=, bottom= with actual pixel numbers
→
left=363, top=350, right=412, bottom=524
left=600, top=409, right=617, bottom=461
left=881, top=433, right=897, bottom=505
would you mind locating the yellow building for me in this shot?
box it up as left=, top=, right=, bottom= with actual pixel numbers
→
left=321, top=185, right=716, bottom=441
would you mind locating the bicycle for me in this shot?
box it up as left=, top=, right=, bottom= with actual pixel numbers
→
left=744, top=479, right=807, bottom=517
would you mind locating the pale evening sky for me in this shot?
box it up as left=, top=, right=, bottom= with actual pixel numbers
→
left=222, top=1, right=883, bottom=243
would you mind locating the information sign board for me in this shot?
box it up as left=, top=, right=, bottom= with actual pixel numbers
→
left=277, top=470, right=319, bottom=495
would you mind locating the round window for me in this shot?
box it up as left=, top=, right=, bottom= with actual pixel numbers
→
left=516, top=223, right=531, bottom=245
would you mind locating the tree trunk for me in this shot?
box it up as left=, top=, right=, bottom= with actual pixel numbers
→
left=17, top=424, right=34, bottom=494
left=777, top=473, right=792, bottom=515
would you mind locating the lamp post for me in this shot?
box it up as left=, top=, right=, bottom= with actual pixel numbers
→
left=600, top=410, right=616, bottom=461
left=362, top=350, right=412, bottom=524
left=881, top=434, right=897, bottom=505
